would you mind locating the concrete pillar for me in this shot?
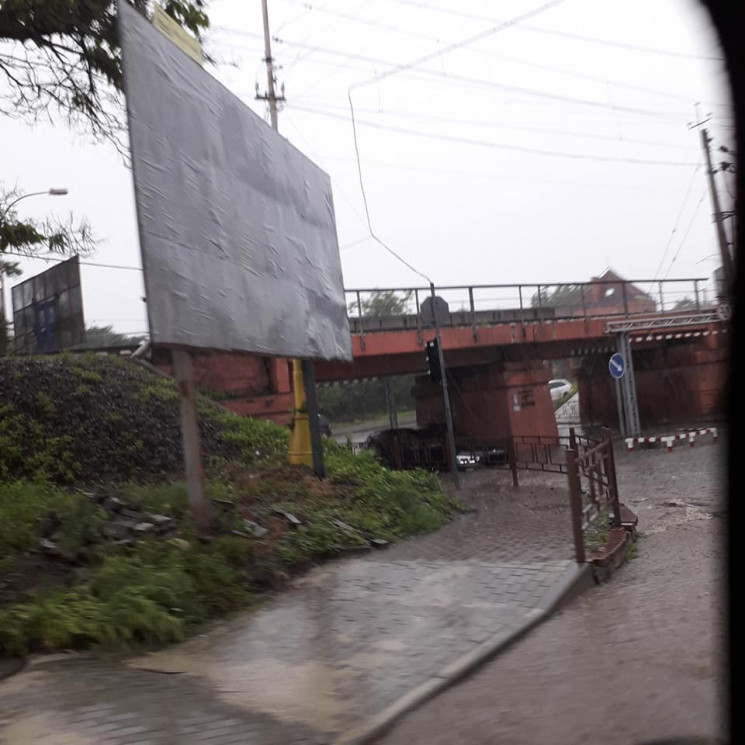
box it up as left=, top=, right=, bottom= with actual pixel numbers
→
left=413, top=360, right=558, bottom=441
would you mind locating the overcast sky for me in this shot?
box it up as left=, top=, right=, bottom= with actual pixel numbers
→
left=0, top=0, right=733, bottom=335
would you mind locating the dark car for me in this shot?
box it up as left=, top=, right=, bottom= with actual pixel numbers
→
left=365, top=426, right=447, bottom=470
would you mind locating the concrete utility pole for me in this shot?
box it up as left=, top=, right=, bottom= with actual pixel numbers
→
left=257, top=0, right=281, bottom=129
left=700, top=127, right=735, bottom=297
left=257, top=0, right=319, bottom=474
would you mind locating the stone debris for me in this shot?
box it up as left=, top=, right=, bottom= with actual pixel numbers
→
left=211, top=497, right=236, bottom=512
left=37, top=538, right=77, bottom=564
left=272, top=507, right=302, bottom=527
left=243, top=520, right=269, bottom=538
left=331, top=518, right=358, bottom=534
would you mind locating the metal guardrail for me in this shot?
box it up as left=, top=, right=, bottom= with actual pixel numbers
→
left=345, top=278, right=712, bottom=348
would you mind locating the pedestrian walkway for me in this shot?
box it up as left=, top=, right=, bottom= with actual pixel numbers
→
left=0, top=469, right=588, bottom=745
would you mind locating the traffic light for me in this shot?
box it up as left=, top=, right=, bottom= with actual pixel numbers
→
left=425, top=340, right=442, bottom=384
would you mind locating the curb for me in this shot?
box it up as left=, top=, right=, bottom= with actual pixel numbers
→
left=333, top=562, right=594, bottom=745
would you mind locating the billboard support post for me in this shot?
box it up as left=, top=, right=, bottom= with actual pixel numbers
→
left=172, top=350, right=211, bottom=535
left=288, top=359, right=312, bottom=467
left=301, top=359, right=325, bottom=478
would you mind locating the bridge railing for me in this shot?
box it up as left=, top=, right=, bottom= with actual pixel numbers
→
left=345, top=278, right=712, bottom=343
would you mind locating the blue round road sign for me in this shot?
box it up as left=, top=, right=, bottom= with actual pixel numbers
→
left=609, top=353, right=626, bottom=379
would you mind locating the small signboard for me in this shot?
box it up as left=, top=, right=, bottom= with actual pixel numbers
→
left=420, top=295, right=450, bottom=328
left=11, top=256, right=85, bottom=355
left=609, top=352, right=626, bottom=380
left=717, top=301, right=732, bottom=321
left=152, top=4, right=202, bottom=65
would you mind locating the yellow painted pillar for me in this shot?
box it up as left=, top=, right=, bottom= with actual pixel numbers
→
left=288, top=359, right=312, bottom=466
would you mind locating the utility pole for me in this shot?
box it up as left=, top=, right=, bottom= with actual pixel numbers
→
left=257, top=0, right=318, bottom=474
left=256, top=0, right=285, bottom=129
left=700, top=127, right=735, bottom=298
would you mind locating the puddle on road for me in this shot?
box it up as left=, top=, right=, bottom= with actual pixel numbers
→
left=645, top=502, right=715, bottom=534
left=127, top=651, right=346, bottom=733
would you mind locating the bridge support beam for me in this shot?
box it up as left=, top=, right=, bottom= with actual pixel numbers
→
left=413, top=360, right=558, bottom=442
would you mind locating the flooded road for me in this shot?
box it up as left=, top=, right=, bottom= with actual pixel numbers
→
left=381, top=435, right=726, bottom=745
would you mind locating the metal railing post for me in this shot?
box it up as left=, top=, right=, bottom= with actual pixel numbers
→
left=356, top=291, right=365, bottom=350
left=518, top=285, right=526, bottom=339
left=537, top=285, right=545, bottom=335
left=566, top=449, right=586, bottom=564
left=658, top=281, right=664, bottom=312
left=469, top=286, right=477, bottom=341
left=415, top=288, right=422, bottom=345
left=580, top=282, right=588, bottom=328
left=622, top=282, right=629, bottom=317
left=508, top=437, right=519, bottom=487
left=603, top=428, right=622, bottom=528
left=694, top=280, right=701, bottom=310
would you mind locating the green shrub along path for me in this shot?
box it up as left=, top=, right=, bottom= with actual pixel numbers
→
left=0, top=355, right=460, bottom=656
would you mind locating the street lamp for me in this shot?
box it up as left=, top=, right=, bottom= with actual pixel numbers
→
left=0, top=187, right=69, bottom=334
left=0, top=188, right=69, bottom=221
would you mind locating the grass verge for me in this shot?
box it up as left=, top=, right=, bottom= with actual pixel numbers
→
left=0, top=356, right=460, bottom=656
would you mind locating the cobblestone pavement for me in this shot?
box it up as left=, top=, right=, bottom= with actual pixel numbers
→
left=380, top=436, right=727, bottom=745
left=0, top=463, right=581, bottom=744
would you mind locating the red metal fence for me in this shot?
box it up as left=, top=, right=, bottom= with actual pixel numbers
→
left=367, top=426, right=621, bottom=564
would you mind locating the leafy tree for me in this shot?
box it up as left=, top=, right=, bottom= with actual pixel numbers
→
left=672, top=297, right=698, bottom=311
left=349, top=290, right=413, bottom=317
left=0, top=0, right=209, bottom=148
left=530, top=284, right=584, bottom=308
left=318, top=376, right=415, bottom=424
left=82, top=324, right=146, bottom=348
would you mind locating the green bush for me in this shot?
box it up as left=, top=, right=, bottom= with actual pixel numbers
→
left=0, top=481, right=100, bottom=560
left=0, top=542, right=249, bottom=656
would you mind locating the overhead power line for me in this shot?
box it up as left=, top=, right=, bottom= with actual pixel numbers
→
left=219, top=32, right=711, bottom=124
left=649, top=165, right=702, bottom=289
left=348, top=0, right=568, bottom=90
left=286, top=100, right=691, bottom=150
left=2, top=251, right=142, bottom=272
left=247, top=34, right=694, bottom=122
left=662, top=190, right=707, bottom=280
left=256, top=2, right=709, bottom=105
left=357, top=0, right=725, bottom=61
left=296, top=105, right=698, bottom=166
left=312, top=151, right=704, bottom=193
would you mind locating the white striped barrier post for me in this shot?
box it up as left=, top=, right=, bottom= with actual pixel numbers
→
left=625, top=427, right=718, bottom=453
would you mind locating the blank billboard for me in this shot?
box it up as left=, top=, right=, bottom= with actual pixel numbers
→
left=118, top=1, right=352, bottom=361
left=11, top=256, right=86, bottom=355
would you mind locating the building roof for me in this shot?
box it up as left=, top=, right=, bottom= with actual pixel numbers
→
left=588, top=268, right=653, bottom=302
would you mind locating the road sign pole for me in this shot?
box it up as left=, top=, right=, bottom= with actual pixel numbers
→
left=614, top=375, right=626, bottom=438
left=613, top=333, right=640, bottom=438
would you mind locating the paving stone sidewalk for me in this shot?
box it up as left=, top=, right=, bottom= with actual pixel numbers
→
left=0, top=468, right=581, bottom=745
